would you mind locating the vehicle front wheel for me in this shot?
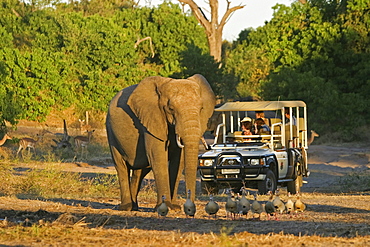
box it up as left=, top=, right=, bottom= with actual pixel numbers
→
left=287, top=175, right=302, bottom=194
left=201, top=181, right=220, bottom=195
left=258, top=170, right=277, bottom=194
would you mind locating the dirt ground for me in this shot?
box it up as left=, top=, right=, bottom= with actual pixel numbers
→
left=0, top=127, right=370, bottom=246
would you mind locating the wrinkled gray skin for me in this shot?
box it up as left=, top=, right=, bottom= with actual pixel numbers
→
left=106, top=74, right=216, bottom=211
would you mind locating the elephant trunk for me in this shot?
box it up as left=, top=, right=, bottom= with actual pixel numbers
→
left=179, top=116, right=202, bottom=202
left=182, top=139, right=199, bottom=202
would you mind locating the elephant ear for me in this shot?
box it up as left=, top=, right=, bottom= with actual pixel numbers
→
left=128, top=76, right=171, bottom=141
left=187, top=74, right=216, bottom=133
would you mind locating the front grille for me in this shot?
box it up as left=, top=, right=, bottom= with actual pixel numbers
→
left=218, top=155, right=241, bottom=167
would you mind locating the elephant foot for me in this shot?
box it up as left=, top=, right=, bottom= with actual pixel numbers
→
left=132, top=202, right=139, bottom=211
left=118, top=202, right=139, bottom=211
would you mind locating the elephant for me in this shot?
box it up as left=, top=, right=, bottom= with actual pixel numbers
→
left=205, top=103, right=237, bottom=144
left=106, top=74, right=216, bottom=211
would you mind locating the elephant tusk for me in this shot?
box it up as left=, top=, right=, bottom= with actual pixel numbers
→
left=201, top=136, right=210, bottom=150
left=176, top=135, right=184, bottom=148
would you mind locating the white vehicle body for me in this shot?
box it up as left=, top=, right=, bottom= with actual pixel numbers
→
left=198, top=101, right=309, bottom=194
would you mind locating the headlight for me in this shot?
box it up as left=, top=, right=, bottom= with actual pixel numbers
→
left=249, top=158, right=265, bottom=166
left=199, top=159, right=213, bottom=166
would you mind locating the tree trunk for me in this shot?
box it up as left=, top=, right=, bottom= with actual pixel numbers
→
left=208, top=28, right=223, bottom=63
left=178, top=0, right=245, bottom=62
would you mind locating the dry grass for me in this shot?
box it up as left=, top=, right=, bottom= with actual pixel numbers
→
left=0, top=124, right=369, bottom=246
left=0, top=188, right=369, bottom=246
left=1, top=226, right=369, bottom=247
left=338, top=170, right=370, bottom=192
left=0, top=162, right=119, bottom=200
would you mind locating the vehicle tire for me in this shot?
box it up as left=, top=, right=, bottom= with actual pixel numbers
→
left=201, top=181, right=220, bottom=195
left=287, top=175, right=302, bottom=194
left=258, top=170, right=277, bottom=195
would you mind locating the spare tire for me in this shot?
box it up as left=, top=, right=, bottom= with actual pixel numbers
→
left=287, top=175, right=302, bottom=194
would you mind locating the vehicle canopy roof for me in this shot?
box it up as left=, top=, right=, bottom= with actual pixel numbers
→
left=215, top=101, right=306, bottom=112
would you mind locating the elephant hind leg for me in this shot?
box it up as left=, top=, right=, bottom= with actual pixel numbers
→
left=110, top=145, right=133, bottom=211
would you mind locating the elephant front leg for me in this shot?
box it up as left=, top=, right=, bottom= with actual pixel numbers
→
left=110, top=146, right=134, bottom=211
left=130, top=167, right=151, bottom=211
left=145, top=135, right=175, bottom=210
left=168, top=146, right=183, bottom=211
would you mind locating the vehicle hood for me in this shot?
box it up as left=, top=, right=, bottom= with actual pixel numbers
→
left=200, top=146, right=272, bottom=158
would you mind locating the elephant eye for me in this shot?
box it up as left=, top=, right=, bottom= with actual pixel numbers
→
left=167, top=105, right=174, bottom=113
left=167, top=100, right=175, bottom=112
left=164, top=99, right=173, bottom=112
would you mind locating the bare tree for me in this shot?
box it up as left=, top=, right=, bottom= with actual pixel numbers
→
left=178, top=0, right=245, bottom=62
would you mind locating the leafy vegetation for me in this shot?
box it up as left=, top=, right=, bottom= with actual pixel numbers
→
left=0, top=0, right=216, bottom=126
left=225, top=0, right=370, bottom=140
left=0, top=0, right=369, bottom=142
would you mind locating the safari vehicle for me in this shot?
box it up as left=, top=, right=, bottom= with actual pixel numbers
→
left=198, top=101, right=310, bottom=195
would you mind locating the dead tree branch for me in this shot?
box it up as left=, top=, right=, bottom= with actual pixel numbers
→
left=134, top=36, right=155, bottom=58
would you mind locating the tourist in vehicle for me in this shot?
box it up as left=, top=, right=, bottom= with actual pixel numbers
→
left=240, top=117, right=253, bottom=141
left=254, top=118, right=270, bottom=134
left=255, top=111, right=269, bottom=126
left=284, top=108, right=297, bottom=126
